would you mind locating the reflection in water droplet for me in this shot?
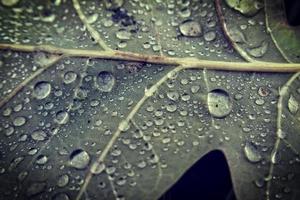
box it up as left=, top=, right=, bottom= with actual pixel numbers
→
left=207, top=89, right=232, bottom=118
left=95, top=71, right=115, bottom=92
left=33, top=81, right=51, bottom=99
left=179, top=20, right=202, bottom=37
left=69, top=149, right=90, bottom=169
left=244, top=142, right=262, bottom=163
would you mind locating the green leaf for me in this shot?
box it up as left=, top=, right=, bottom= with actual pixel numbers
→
left=265, top=0, right=300, bottom=63
left=0, top=0, right=300, bottom=200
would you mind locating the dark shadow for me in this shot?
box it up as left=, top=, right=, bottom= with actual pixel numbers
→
left=284, top=0, right=300, bottom=26
left=159, top=150, right=237, bottom=200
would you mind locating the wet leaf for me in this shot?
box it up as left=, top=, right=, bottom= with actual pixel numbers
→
left=0, top=1, right=300, bottom=200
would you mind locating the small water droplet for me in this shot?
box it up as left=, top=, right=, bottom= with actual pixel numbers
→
left=13, top=116, right=26, bottom=127
left=31, top=130, right=47, bottom=141
left=91, top=162, right=106, bottom=175
left=204, top=31, right=216, bottom=42
left=57, top=174, right=69, bottom=187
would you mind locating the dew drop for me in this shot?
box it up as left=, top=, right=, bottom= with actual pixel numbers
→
left=116, top=29, right=132, bottom=40
left=288, top=95, right=298, bottom=114
left=54, top=111, right=69, bottom=125
left=179, top=20, right=202, bottom=37
left=69, top=149, right=90, bottom=169
left=247, top=41, right=268, bottom=58
left=31, top=130, right=47, bottom=141
left=57, top=174, right=69, bottom=187
left=13, top=116, right=26, bottom=127
left=33, top=81, right=51, bottom=100
left=244, top=142, right=262, bottom=163
left=52, top=193, right=70, bottom=200
left=95, top=71, right=115, bottom=92
left=204, top=31, right=216, bottom=42
left=1, top=0, right=19, bottom=7
left=26, top=182, right=46, bottom=197
left=207, top=89, right=232, bottom=118
left=63, top=71, right=77, bottom=84
left=90, top=162, right=106, bottom=175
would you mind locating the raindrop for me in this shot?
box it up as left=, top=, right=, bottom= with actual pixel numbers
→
left=179, top=20, right=202, bottom=37
left=204, top=31, right=216, bottom=42
left=104, top=0, right=124, bottom=10
left=244, top=142, right=262, bottom=163
left=33, top=81, right=51, bottom=100
left=207, top=89, right=232, bottom=118
left=54, top=111, right=69, bottom=125
left=63, top=71, right=77, bottom=84
left=36, top=155, right=48, bottom=165
left=91, top=162, right=106, bottom=175
left=288, top=95, right=298, bottom=114
left=13, top=116, right=26, bottom=127
left=228, top=27, right=247, bottom=43
left=69, top=149, right=90, bottom=169
left=167, top=91, right=179, bottom=101
left=95, top=71, right=115, bottom=92
left=116, top=29, right=132, bottom=40
left=31, top=130, right=47, bottom=141
left=57, top=174, right=69, bottom=187
left=247, top=41, right=268, bottom=58
left=1, top=0, right=19, bottom=7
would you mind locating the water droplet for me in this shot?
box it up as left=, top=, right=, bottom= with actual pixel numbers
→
left=288, top=95, right=298, bottom=114
left=105, top=0, right=124, bottom=10
left=36, top=155, right=48, bottom=165
left=247, top=41, right=268, bottom=58
left=207, top=89, right=232, bottom=118
left=33, top=81, right=51, bottom=100
left=179, top=20, right=202, bottom=37
left=91, top=162, right=106, bottom=174
left=69, top=149, right=90, bottom=169
left=63, top=71, right=77, bottom=84
left=271, top=150, right=280, bottom=164
left=167, top=91, right=179, bottom=101
left=95, top=71, right=115, bottom=92
left=204, top=31, right=216, bottom=42
left=13, top=116, right=26, bottom=127
left=54, top=111, right=69, bottom=125
left=57, top=174, right=69, bottom=187
left=118, top=120, right=130, bottom=132
left=116, top=29, right=132, bottom=40
left=244, top=142, right=262, bottom=163
left=1, top=0, right=19, bottom=7
left=31, top=130, right=47, bottom=141
left=228, top=27, right=247, bottom=43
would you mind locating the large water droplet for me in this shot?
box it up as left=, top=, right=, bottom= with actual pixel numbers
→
left=288, top=94, right=298, bottom=114
left=247, top=41, right=268, bottom=58
left=1, top=0, right=19, bottom=7
left=179, top=20, right=202, bottom=37
left=207, top=89, right=232, bottom=118
left=57, top=174, right=69, bottom=187
left=95, top=71, right=115, bottom=92
left=69, top=149, right=90, bottom=169
left=33, top=81, right=51, bottom=100
left=244, top=142, right=262, bottom=163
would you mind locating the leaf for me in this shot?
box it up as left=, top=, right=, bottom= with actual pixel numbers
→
left=265, top=0, right=300, bottom=63
left=0, top=0, right=300, bottom=200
